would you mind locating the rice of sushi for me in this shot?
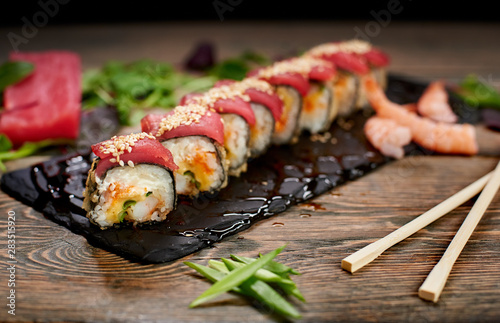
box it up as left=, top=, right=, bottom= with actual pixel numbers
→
left=84, top=163, right=176, bottom=228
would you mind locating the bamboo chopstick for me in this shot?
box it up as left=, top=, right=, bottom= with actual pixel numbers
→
left=341, top=171, right=493, bottom=274
left=418, top=160, right=500, bottom=302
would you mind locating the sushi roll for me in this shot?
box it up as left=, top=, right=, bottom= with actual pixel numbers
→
left=295, top=57, right=337, bottom=134
left=82, top=133, right=178, bottom=229
left=214, top=78, right=283, bottom=158
left=307, top=40, right=390, bottom=111
left=249, top=61, right=311, bottom=145
left=180, top=86, right=256, bottom=176
left=141, top=104, right=228, bottom=197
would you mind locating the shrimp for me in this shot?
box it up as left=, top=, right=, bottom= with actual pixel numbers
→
left=363, top=76, right=478, bottom=155
left=364, top=116, right=412, bottom=159
left=417, top=80, right=458, bottom=123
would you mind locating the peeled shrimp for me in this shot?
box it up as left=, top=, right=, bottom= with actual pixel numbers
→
left=417, top=80, right=458, bottom=123
left=364, top=116, right=412, bottom=159
left=363, top=76, right=478, bottom=155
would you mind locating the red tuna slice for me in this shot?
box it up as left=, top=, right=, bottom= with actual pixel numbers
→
left=244, top=88, right=283, bottom=121
left=92, top=134, right=178, bottom=178
left=320, top=51, right=370, bottom=75
left=141, top=107, right=225, bottom=145
left=363, top=48, right=390, bottom=67
left=179, top=92, right=203, bottom=106
left=249, top=68, right=310, bottom=97
left=267, top=73, right=310, bottom=96
left=214, top=79, right=283, bottom=121
left=212, top=96, right=255, bottom=126
left=308, top=62, right=337, bottom=82
left=181, top=90, right=255, bottom=126
left=1, top=51, right=81, bottom=146
left=0, top=101, right=80, bottom=146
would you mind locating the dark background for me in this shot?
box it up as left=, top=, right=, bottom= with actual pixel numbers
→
left=1, top=0, right=498, bottom=27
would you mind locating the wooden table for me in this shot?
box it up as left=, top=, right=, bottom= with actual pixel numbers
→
left=1, top=21, right=500, bottom=322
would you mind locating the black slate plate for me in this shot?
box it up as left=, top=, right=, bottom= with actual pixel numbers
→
left=0, top=75, right=474, bottom=263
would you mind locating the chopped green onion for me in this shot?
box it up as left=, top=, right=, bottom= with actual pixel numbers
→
left=185, top=245, right=304, bottom=319
left=231, top=254, right=301, bottom=276
left=188, top=245, right=285, bottom=308
left=219, top=258, right=295, bottom=285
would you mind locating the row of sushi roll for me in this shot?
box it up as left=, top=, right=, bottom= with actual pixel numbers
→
left=83, top=39, right=390, bottom=228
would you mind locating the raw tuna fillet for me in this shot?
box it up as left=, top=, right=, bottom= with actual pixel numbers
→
left=0, top=51, right=81, bottom=146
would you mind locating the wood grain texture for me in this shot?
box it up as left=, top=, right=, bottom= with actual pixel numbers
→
left=0, top=22, right=500, bottom=322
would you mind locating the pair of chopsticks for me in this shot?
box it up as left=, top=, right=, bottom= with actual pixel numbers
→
left=341, top=160, right=500, bottom=303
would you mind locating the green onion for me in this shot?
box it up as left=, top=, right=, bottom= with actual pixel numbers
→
left=219, top=258, right=295, bottom=285
left=222, top=257, right=301, bottom=319
left=184, top=245, right=304, bottom=319
left=188, top=245, right=285, bottom=308
left=231, top=254, right=301, bottom=276
left=229, top=255, right=305, bottom=302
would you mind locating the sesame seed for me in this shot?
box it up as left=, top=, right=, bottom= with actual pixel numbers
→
left=256, top=57, right=332, bottom=79
left=97, top=132, right=155, bottom=166
left=307, top=40, right=373, bottom=57
left=127, top=160, right=135, bottom=167
left=156, top=104, right=207, bottom=137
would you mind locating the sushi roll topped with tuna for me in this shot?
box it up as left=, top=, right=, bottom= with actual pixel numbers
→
left=83, top=133, right=178, bottom=229
left=142, top=104, right=229, bottom=196
left=250, top=56, right=336, bottom=143
left=214, top=77, right=283, bottom=158
left=307, top=40, right=390, bottom=109
left=180, top=86, right=256, bottom=176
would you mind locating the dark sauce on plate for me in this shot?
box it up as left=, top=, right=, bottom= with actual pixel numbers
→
left=1, top=75, right=471, bottom=263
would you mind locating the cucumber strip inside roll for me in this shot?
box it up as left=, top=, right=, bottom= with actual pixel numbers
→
left=299, top=81, right=333, bottom=134
left=272, top=85, right=302, bottom=145
left=162, top=136, right=228, bottom=196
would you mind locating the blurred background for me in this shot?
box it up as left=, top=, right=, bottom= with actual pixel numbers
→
left=0, top=0, right=497, bottom=26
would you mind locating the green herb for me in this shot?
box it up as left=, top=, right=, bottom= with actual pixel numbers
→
left=82, top=59, right=216, bottom=125
left=453, top=74, right=500, bottom=109
left=0, top=61, right=34, bottom=93
left=0, top=137, right=71, bottom=172
left=207, top=50, right=270, bottom=81
left=184, top=245, right=304, bottom=319
left=146, top=191, right=153, bottom=197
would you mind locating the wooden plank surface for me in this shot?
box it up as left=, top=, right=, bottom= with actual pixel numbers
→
left=1, top=21, right=500, bottom=322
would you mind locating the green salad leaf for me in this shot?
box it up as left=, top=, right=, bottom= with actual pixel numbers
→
left=0, top=137, right=71, bottom=172
left=453, top=74, right=500, bottom=109
left=207, top=50, right=271, bottom=81
left=82, top=59, right=217, bottom=125
left=0, top=61, right=34, bottom=93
